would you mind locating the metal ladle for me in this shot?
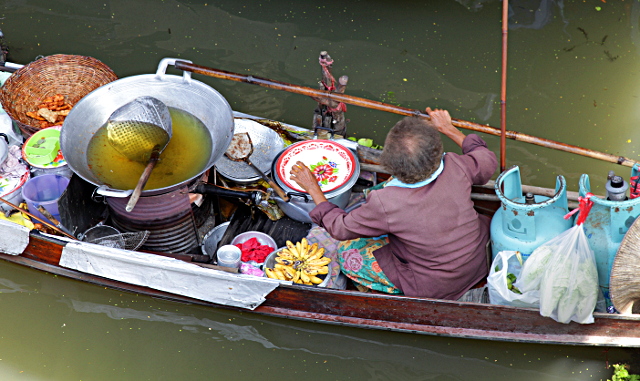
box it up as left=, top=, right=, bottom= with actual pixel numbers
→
left=106, top=96, right=172, bottom=212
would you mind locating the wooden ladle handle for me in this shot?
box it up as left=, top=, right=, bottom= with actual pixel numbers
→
left=266, top=178, right=290, bottom=202
left=246, top=160, right=290, bottom=202
left=126, top=150, right=160, bottom=212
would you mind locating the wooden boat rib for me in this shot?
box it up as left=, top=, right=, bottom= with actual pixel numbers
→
left=0, top=63, right=638, bottom=348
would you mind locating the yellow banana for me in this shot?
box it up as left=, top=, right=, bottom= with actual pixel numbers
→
left=286, top=240, right=300, bottom=258
left=277, top=250, right=297, bottom=261
left=281, top=266, right=296, bottom=280
left=302, top=267, right=318, bottom=276
left=265, top=267, right=277, bottom=279
left=299, top=270, right=311, bottom=284
left=305, top=264, right=329, bottom=275
left=275, top=268, right=289, bottom=280
left=301, top=238, right=308, bottom=253
left=275, top=269, right=289, bottom=280
left=306, top=246, right=324, bottom=261
left=266, top=267, right=287, bottom=281
left=309, top=275, right=324, bottom=285
left=295, top=241, right=302, bottom=256
left=292, top=270, right=301, bottom=283
left=275, top=257, right=294, bottom=266
left=307, top=242, right=318, bottom=256
left=275, top=263, right=294, bottom=272
left=307, top=256, right=331, bottom=266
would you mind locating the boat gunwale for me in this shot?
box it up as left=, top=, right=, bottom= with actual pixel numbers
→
left=5, top=230, right=640, bottom=348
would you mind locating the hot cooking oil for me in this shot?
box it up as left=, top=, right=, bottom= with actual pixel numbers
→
left=87, top=107, right=212, bottom=190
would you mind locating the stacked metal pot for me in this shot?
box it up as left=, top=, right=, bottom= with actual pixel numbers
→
left=269, top=139, right=360, bottom=224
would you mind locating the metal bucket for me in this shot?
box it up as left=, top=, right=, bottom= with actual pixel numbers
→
left=60, top=58, right=234, bottom=198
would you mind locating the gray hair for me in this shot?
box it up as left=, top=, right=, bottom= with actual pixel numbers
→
left=380, top=117, right=443, bottom=184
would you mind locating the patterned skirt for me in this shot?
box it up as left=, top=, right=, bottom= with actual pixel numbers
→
left=337, top=235, right=403, bottom=294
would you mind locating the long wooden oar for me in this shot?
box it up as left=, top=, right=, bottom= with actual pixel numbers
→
left=174, top=60, right=639, bottom=168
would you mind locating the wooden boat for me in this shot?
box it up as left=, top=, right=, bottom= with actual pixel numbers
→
left=1, top=60, right=639, bottom=349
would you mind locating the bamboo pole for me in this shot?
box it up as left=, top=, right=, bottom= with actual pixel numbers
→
left=0, top=196, right=76, bottom=240
left=500, top=0, right=509, bottom=172
left=173, top=61, right=639, bottom=168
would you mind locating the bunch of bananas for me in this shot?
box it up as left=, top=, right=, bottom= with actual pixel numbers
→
left=265, top=238, right=331, bottom=285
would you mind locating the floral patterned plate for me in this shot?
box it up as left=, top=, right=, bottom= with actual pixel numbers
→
left=275, top=140, right=357, bottom=193
left=0, top=170, right=29, bottom=206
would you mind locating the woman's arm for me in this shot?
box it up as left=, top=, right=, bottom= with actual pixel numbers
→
left=290, top=160, right=390, bottom=240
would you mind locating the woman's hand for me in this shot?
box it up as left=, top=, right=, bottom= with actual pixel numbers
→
left=426, top=107, right=465, bottom=147
left=289, top=161, right=328, bottom=205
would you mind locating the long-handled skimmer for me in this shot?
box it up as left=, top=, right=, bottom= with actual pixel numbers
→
left=106, top=96, right=172, bottom=212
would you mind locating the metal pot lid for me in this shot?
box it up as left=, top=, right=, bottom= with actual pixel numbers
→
left=215, top=119, right=285, bottom=183
left=274, top=139, right=358, bottom=193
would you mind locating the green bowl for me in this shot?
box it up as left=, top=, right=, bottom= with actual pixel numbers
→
left=24, top=128, right=60, bottom=166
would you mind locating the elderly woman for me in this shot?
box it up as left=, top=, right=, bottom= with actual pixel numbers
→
left=290, top=108, right=497, bottom=300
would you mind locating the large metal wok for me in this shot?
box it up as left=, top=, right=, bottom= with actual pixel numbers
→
left=60, top=58, right=234, bottom=197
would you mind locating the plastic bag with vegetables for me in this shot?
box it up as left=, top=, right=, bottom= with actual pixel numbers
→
left=487, top=250, right=540, bottom=308
left=515, top=194, right=600, bottom=324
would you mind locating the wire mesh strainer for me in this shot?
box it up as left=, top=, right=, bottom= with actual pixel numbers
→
left=89, top=231, right=150, bottom=251
left=80, top=225, right=150, bottom=251
left=105, top=96, right=173, bottom=212
left=106, top=96, right=172, bottom=163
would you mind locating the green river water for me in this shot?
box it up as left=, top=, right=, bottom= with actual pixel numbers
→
left=0, top=0, right=639, bottom=379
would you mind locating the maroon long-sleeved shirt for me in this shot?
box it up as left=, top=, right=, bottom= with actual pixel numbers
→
left=310, top=134, right=497, bottom=300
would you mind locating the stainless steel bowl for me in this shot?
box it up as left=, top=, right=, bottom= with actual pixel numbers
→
left=200, top=221, right=231, bottom=259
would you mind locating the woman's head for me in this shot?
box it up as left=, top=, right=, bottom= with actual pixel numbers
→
left=380, top=117, right=443, bottom=184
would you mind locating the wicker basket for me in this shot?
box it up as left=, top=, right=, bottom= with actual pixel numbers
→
left=0, top=54, right=118, bottom=137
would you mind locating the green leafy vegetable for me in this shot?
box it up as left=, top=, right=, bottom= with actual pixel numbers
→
left=609, top=364, right=640, bottom=381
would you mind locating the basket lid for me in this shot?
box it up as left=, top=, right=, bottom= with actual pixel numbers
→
left=274, top=140, right=357, bottom=193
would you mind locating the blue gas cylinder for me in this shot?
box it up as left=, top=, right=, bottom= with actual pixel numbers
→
left=578, top=165, right=640, bottom=307
left=491, top=166, right=574, bottom=261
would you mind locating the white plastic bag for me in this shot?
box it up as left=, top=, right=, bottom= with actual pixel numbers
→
left=517, top=224, right=599, bottom=324
left=487, top=250, right=540, bottom=308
